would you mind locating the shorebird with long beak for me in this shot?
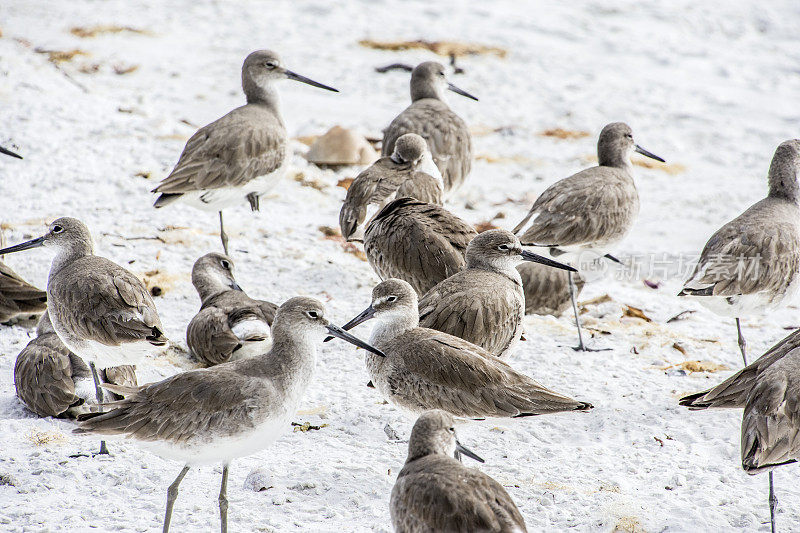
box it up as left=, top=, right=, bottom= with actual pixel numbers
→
left=418, top=229, right=576, bottom=358
left=382, top=61, right=477, bottom=193
left=187, top=252, right=278, bottom=366
left=0, top=261, right=47, bottom=323
left=680, top=325, right=800, bottom=533
left=0, top=217, right=166, bottom=454
left=391, top=410, right=527, bottom=533
left=513, top=122, right=665, bottom=351
left=340, top=133, right=443, bottom=242
left=152, top=50, right=338, bottom=255
left=74, top=297, right=384, bottom=533
left=679, top=140, right=800, bottom=366
left=332, top=279, right=592, bottom=419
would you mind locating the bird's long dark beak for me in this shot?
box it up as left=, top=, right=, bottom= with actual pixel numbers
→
left=447, top=82, right=479, bottom=101
left=634, top=145, right=665, bottom=163
left=520, top=250, right=576, bottom=272
left=323, top=305, right=376, bottom=342
left=0, top=146, right=23, bottom=159
left=285, top=70, right=339, bottom=92
left=0, top=235, right=45, bottom=255
left=455, top=440, right=484, bottom=463
left=229, top=281, right=243, bottom=292
left=325, top=324, right=385, bottom=357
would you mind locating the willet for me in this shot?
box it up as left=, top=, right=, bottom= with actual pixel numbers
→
left=335, top=279, right=593, bottom=418
left=382, top=61, right=477, bottom=193
left=15, top=311, right=137, bottom=418
left=679, top=327, right=800, bottom=532
left=0, top=145, right=22, bottom=159
left=517, top=262, right=585, bottom=317
left=391, top=410, right=527, bottom=533
left=0, top=261, right=47, bottom=322
left=340, top=132, right=443, bottom=242
left=679, top=140, right=800, bottom=366
left=513, top=122, right=664, bottom=351
left=152, top=50, right=338, bottom=255
left=0, top=217, right=166, bottom=454
left=187, top=252, right=278, bottom=365
left=418, top=229, right=575, bottom=357
left=74, top=297, right=384, bottom=533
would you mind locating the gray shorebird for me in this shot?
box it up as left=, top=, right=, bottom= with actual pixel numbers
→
left=679, top=140, right=800, bottom=366
left=391, top=410, right=527, bottom=533
left=187, top=252, right=277, bottom=366
left=74, top=297, right=384, bottom=533
left=418, top=229, right=575, bottom=358
left=517, top=262, right=585, bottom=317
left=14, top=311, right=136, bottom=418
left=340, top=133, right=443, bottom=242
left=680, top=326, right=800, bottom=533
left=382, top=61, right=477, bottom=193
left=0, top=145, right=22, bottom=159
left=152, top=50, right=338, bottom=255
left=0, top=217, right=166, bottom=454
left=335, top=279, right=593, bottom=419
left=0, top=261, right=47, bottom=323
left=513, top=122, right=664, bottom=351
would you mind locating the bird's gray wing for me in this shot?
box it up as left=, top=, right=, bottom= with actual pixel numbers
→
left=517, top=262, right=581, bottom=316
left=187, top=307, right=240, bottom=366
left=0, top=261, right=47, bottom=320
left=153, top=106, right=286, bottom=193
left=256, top=299, right=278, bottom=326
left=14, top=335, right=80, bottom=417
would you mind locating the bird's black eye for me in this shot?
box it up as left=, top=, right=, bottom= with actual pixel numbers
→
left=625, top=134, right=633, bottom=139
left=264, top=61, right=277, bottom=69
left=449, top=427, right=455, bottom=433
left=220, top=260, right=231, bottom=270
left=497, top=244, right=509, bottom=251
left=306, top=310, right=319, bottom=319
left=386, top=295, right=398, bottom=303
left=439, top=71, right=445, bottom=77
left=52, top=225, right=63, bottom=234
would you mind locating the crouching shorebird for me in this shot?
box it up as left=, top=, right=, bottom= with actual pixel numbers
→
left=74, top=297, right=383, bottom=533
left=0, top=217, right=166, bottom=454
left=679, top=140, right=800, bottom=366
left=333, top=279, right=592, bottom=419
left=187, top=252, right=278, bottom=366
left=513, top=122, right=665, bottom=351
left=382, top=61, right=477, bottom=194
left=391, top=410, right=527, bottom=533
left=679, top=326, right=800, bottom=533
left=152, top=50, right=338, bottom=255
left=418, top=229, right=575, bottom=358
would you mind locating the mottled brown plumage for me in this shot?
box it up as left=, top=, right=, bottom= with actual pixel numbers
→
left=0, top=260, right=47, bottom=322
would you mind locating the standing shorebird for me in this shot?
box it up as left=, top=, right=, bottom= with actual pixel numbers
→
left=418, top=229, right=575, bottom=358
left=74, top=297, right=384, bottom=533
left=0, top=217, right=166, bottom=454
left=0, top=261, right=47, bottom=323
left=335, top=279, right=593, bottom=419
left=679, top=140, right=800, bottom=366
left=680, top=327, right=800, bottom=533
left=340, top=133, right=443, bottom=242
left=517, top=263, right=585, bottom=317
left=382, top=61, right=477, bottom=194
left=15, top=311, right=136, bottom=419
left=187, top=252, right=278, bottom=366
left=513, top=122, right=664, bottom=351
left=391, top=410, right=527, bottom=533
left=152, top=50, right=338, bottom=255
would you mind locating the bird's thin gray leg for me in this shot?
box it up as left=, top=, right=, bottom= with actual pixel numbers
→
left=568, top=272, right=587, bottom=351
left=218, top=211, right=229, bottom=256
left=163, top=465, right=190, bottom=533
left=736, top=317, right=747, bottom=366
left=89, top=362, right=109, bottom=455
left=769, top=471, right=777, bottom=533
left=246, top=192, right=260, bottom=212
left=219, top=463, right=230, bottom=533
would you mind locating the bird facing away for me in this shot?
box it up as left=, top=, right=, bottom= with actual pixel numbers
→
left=335, top=278, right=593, bottom=419
left=517, top=262, right=585, bottom=316
left=340, top=132, right=443, bottom=242
left=0, top=217, right=166, bottom=454
left=363, top=194, right=476, bottom=296
left=513, top=122, right=664, bottom=351
left=382, top=61, right=477, bottom=193
left=679, top=326, right=800, bottom=533
left=152, top=50, right=338, bottom=255
left=74, top=297, right=384, bottom=533
left=14, top=311, right=137, bottom=418
left=0, top=260, right=47, bottom=323
left=187, top=252, right=278, bottom=366
left=679, top=140, right=800, bottom=366
left=418, top=229, right=576, bottom=358
left=391, top=410, right=527, bottom=533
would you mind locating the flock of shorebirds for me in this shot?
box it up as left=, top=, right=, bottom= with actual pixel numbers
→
left=2, top=48, right=800, bottom=532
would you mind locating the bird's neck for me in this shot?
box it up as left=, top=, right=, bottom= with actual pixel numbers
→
left=598, top=153, right=633, bottom=171
left=768, top=163, right=800, bottom=203
left=48, top=246, right=91, bottom=281
left=255, top=329, right=316, bottom=390
left=193, top=274, right=231, bottom=304
left=244, top=82, right=281, bottom=114
left=410, top=84, right=445, bottom=103
left=369, top=312, right=418, bottom=346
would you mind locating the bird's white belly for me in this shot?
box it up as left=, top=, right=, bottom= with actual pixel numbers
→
left=179, top=163, right=288, bottom=212
left=61, top=337, right=153, bottom=369
left=230, top=338, right=273, bottom=360
left=693, top=288, right=796, bottom=318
